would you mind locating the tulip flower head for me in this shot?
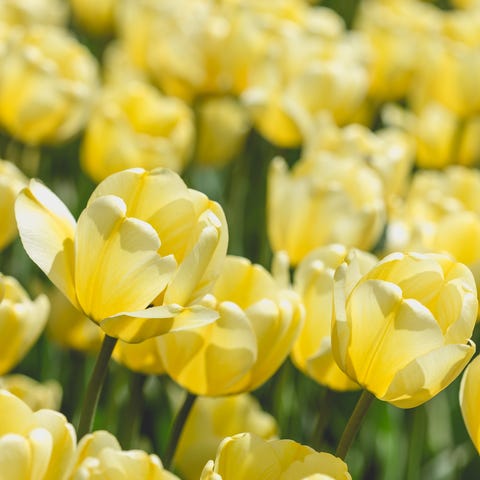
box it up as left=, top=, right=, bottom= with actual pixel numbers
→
left=15, top=168, right=228, bottom=343
left=332, top=252, right=478, bottom=408
left=460, top=355, right=480, bottom=454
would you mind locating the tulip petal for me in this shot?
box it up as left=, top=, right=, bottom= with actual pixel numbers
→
left=100, top=304, right=219, bottom=343
left=383, top=341, right=475, bottom=408
left=347, top=280, right=445, bottom=395
left=460, top=355, right=480, bottom=453
left=75, top=195, right=176, bottom=321
left=0, top=434, right=30, bottom=480
left=15, top=180, right=78, bottom=308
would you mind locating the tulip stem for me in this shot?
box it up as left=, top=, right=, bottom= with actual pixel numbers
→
left=335, top=390, right=375, bottom=460
left=77, top=334, right=118, bottom=439
left=164, top=391, right=197, bottom=469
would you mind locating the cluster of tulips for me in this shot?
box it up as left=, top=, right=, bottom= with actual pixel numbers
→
left=2, top=0, right=480, bottom=478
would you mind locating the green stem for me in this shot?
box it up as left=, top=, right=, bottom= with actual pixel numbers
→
left=164, top=391, right=197, bottom=469
left=335, top=390, right=375, bottom=460
left=77, top=334, right=117, bottom=438
left=311, top=388, right=336, bottom=450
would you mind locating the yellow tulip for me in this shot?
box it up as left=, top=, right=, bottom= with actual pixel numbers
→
left=0, top=389, right=76, bottom=479
left=175, top=394, right=278, bottom=480
left=291, top=245, right=377, bottom=391
left=81, top=81, right=195, bottom=183
left=158, top=255, right=303, bottom=395
left=15, top=168, right=228, bottom=343
left=0, top=374, right=62, bottom=411
left=0, top=25, right=99, bottom=145
left=0, top=160, right=27, bottom=250
left=69, top=0, right=115, bottom=36
left=200, top=433, right=352, bottom=480
left=112, top=339, right=165, bottom=376
left=267, top=155, right=385, bottom=265
left=72, top=430, right=179, bottom=479
left=460, top=355, right=480, bottom=453
left=0, top=274, right=49, bottom=375
left=332, top=252, right=477, bottom=408
left=0, top=0, right=67, bottom=27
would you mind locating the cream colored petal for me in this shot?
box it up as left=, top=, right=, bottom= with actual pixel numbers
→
left=0, top=390, right=33, bottom=434
left=347, top=280, right=444, bottom=395
left=0, top=434, right=30, bottom=480
left=100, top=305, right=219, bottom=343
left=15, top=180, right=78, bottom=309
left=28, top=428, right=53, bottom=480
left=280, top=452, right=352, bottom=480
left=460, top=355, right=480, bottom=454
left=75, top=430, right=120, bottom=468
left=384, top=341, right=475, bottom=408
left=75, top=195, right=176, bottom=321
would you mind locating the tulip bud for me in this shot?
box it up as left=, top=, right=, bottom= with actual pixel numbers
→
left=69, top=0, right=115, bottom=36
left=0, top=389, right=76, bottom=479
left=332, top=252, right=477, bottom=408
left=0, top=25, right=99, bottom=145
left=175, top=394, right=278, bottom=480
left=73, top=430, right=179, bottom=479
left=0, top=274, right=49, bottom=375
left=81, top=81, right=195, bottom=183
left=200, top=433, right=352, bottom=480
left=0, top=160, right=27, bottom=250
left=460, top=355, right=480, bottom=453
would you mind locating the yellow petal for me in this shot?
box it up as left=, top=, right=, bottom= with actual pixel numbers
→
left=75, top=195, right=176, bottom=321
left=100, top=304, right=219, bottom=343
left=0, top=434, right=30, bottom=480
left=15, top=180, right=78, bottom=308
left=460, top=354, right=480, bottom=453
left=384, top=341, right=475, bottom=408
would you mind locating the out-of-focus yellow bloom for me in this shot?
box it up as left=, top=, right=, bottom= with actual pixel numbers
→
left=0, top=389, right=76, bottom=479
left=47, top=288, right=103, bottom=354
left=175, top=394, right=277, bottom=480
left=15, top=168, right=228, bottom=343
left=460, top=355, right=480, bottom=453
left=0, top=0, right=67, bottom=27
left=158, top=255, right=303, bottom=395
left=291, top=245, right=376, bottom=391
left=332, top=252, right=477, bottom=408
left=0, top=160, right=27, bottom=250
left=383, top=102, right=480, bottom=168
left=195, top=96, right=250, bottom=167
left=0, top=374, right=61, bottom=411
left=200, top=432, right=352, bottom=480
left=69, top=0, right=115, bottom=36
left=356, top=0, right=441, bottom=101
left=81, top=81, right=194, bottom=183
left=71, top=430, right=179, bottom=479
left=303, top=114, right=414, bottom=211
left=0, top=26, right=99, bottom=145
left=0, top=274, right=49, bottom=375
left=113, top=339, right=165, bottom=376
left=267, top=155, right=385, bottom=266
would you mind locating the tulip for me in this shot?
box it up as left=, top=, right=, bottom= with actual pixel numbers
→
left=81, top=81, right=195, bottom=183
left=69, top=0, right=115, bottom=36
left=200, top=432, right=352, bottom=480
left=0, top=0, right=67, bottom=27
left=158, top=255, right=304, bottom=395
left=267, top=155, right=385, bottom=265
left=0, top=160, right=27, bottom=250
left=0, top=389, right=76, bottom=479
left=175, top=394, right=277, bottom=480
left=460, top=355, right=480, bottom=453
left=72, top=430, right=179, bottom=479
left=15, top=167, right=228, bottom=343
left=0, top=374, right=62, bottom=411
left=291, top=245, right=377, bottom=391
left=0, top=274, right=49, bottom=375
left=332, top=252, right=477, bottom=408
left=112, top=338, right=165, bottom=375
left=0, top=25, right=99, bottom=145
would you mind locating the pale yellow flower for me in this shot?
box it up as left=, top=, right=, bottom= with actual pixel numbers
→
left=460, top=355, right=480, bottom=453
left=0, top=25, right=99, bottom=145
left=0, top=389, right=76, bottom=479
left=15, top=168, right=228, bottom=343
left=175, top=394, right=277, bottom=480
left=158, top=255, right=303, bottom=395
left=268, top=155, right=385, bottom=265
left=200, top=433, right=352, bottom=480
left=69, top=0, right=115, bottom=36
left=71, top=430, right=178, bottom=479
left=0, top=274, right=49, bottom=375
left=0, top=160, right=27, bottom=250
left=112, top=339, right=165, bottom=376
left=332, top=252, right=477, bottom=408
left=291, top=245, right=377, bottom=391
left=81, top=81, right=194, bottom=183
left=0, top=0, right=67, bottom=27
